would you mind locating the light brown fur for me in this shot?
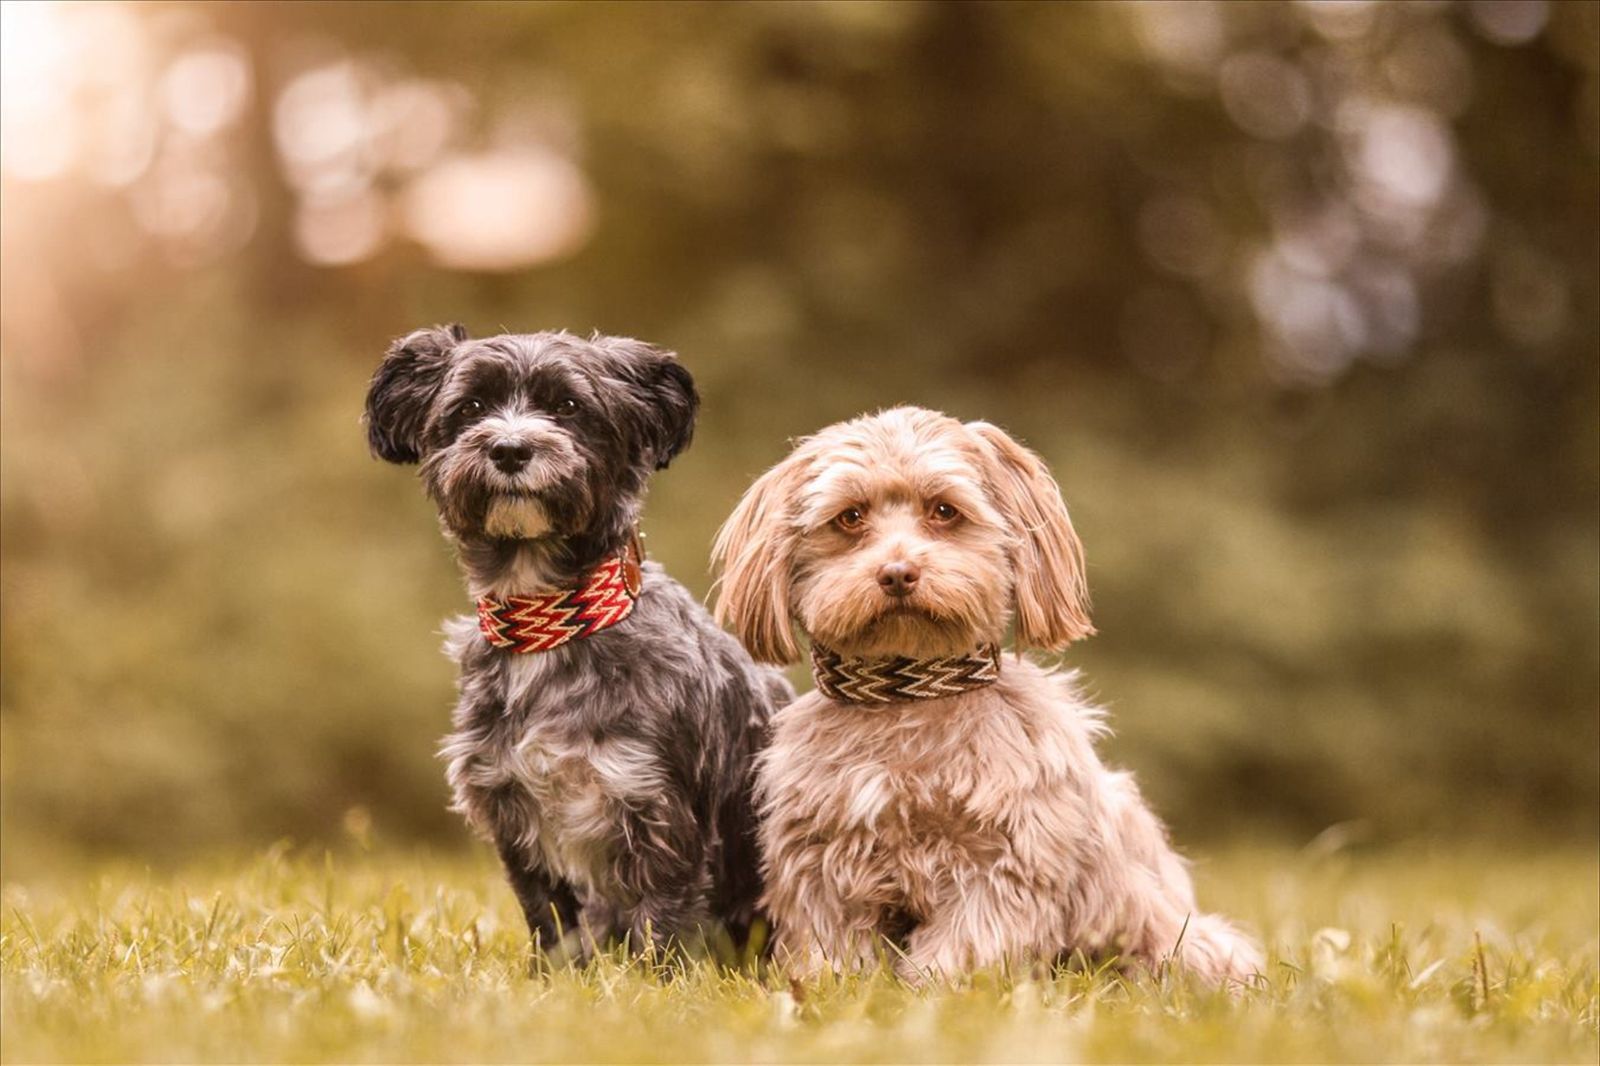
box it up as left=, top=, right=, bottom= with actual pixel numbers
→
left=713, top=407, right=1261, bottom=985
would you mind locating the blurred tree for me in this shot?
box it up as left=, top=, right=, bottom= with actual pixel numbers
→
left=1, top=0, right=1594, bottom=869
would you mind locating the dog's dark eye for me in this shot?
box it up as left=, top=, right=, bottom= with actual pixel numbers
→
left=835, top=507, right=866, bottom=533
left=928, top=501, right=961, bottom=525
left=456, top=399, right=484, bottom=419
left=554, top=398, right=579, bottom=417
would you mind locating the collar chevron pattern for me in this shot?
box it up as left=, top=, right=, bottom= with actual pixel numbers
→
left=476, top=547, right=641, bottom=653
left=810, top=643, right=1002, bottom=704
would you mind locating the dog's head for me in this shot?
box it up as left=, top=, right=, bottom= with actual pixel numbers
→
left=712, top=407, right=1092, bottom=662
left=364, top=325, right=697, bottom=546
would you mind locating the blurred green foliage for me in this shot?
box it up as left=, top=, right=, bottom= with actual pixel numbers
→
left=1, top=1, right=1596, bottom=872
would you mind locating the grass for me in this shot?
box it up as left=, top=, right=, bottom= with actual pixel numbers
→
left=1, top=843, right=1595, bottom=1064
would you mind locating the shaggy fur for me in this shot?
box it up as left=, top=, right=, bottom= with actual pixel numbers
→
left=365, top=325, right=791, bottom=956
left=712, top=407, right=1261, bottom=985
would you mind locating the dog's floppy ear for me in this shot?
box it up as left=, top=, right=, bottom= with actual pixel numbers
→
left=968, top=421, right=1094, bottom=649
left=712, top=451, right=807, bottom=664
left=596, top=338, right=701, bottom=470
left=364, top=324, right=467, bottom=463
left=641, top=352, right=698, bottom=470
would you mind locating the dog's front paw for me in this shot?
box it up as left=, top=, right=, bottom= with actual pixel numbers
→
left=528, top=927, right=591, bottom=972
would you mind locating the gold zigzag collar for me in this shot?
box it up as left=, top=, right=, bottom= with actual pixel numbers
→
left=810, top=643, right=1001, bottom=704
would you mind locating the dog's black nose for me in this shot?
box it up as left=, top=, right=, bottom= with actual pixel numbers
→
left=489, top=439, right=535, bottom=473
left=877, top=561, right=920, bottom=598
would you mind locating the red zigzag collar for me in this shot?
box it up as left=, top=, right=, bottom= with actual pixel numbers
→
left=476, top=541, right=643, bottom=653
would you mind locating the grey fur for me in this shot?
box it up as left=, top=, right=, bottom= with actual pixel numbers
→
left=365, top=326, right=791, bottom=955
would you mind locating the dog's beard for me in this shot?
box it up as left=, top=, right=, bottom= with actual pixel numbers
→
left=857, top=607, right=973, bottom=658
left=483, top=494, right=554, bottom=539
left=806, top=598, right=982, bottom=659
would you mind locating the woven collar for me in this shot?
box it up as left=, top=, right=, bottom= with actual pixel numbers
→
left=476, top=540, right=642, bottom=654
left=810, top=643, right=1001, bottom=704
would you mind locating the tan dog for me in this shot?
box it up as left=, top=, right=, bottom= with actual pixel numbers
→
left=713, top=407, right=1261, bottom=985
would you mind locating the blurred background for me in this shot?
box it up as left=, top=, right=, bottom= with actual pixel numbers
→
left=1, top=0, right=1595, bottom=875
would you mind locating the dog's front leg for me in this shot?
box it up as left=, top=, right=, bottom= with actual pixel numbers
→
left=608, top=803, right=713, bottom=954
left=492, top=837, right=583, bottom=960
left=772, top=907, right=894, bottom=978
left=764, top=835, right=901, bottom=977
left=900, top=868, right=1044, bottom=982
left=576, top=896, right=620, bottom=956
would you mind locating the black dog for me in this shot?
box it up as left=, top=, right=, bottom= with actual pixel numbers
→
left=365, top=325, right=791, bottom=956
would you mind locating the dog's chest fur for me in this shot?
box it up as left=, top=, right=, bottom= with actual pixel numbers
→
left=760, top=661, right=1102, bottom=906
left=440, top=618, right=667, bottom=895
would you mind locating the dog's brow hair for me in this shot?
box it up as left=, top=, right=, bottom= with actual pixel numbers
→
left=808, top=462, right=880, bottom=505
left=448, top=351, right=515, bottom=392
left=799, top=462, right=903, bottom=529
left=522, top=361, right=597, bottom=402
left=923, top=478, right=996, bottom=521
left=450, top=342, right=598, bottom=413
left=801, top=444, right=998, bottom=526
